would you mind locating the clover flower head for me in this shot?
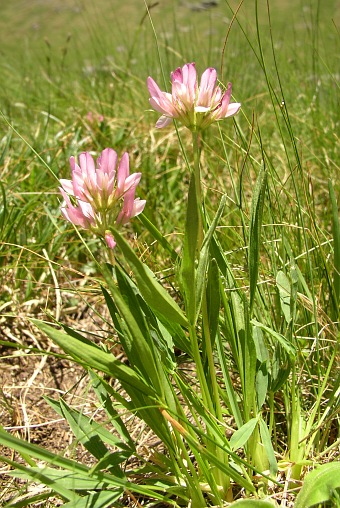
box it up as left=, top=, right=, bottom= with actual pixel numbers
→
left=59, top=148, right=146, bottom=248
left=147, top=62, right=241, bottom=131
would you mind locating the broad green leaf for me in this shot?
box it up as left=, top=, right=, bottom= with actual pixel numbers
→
left=45, top=396, right=127, bottom=449
left=90, top=372, right=134, bottom=447
left=248, top=164, right=268, bottom=313
left=108, top=265, right=164, bottom=389
left=243, top=299, right=257, bottom=418
left=179, top=173, right=199, bottom=324
left=253, top=326, right=269, bottom=408
left=195, top=195, right=226, bottom=322
left=32, top=319, right=155, bottom=396
left=45, top=397, right=130, bottom=475
left=33, top=321, right=175, bottom=450
left=329, top=179, right=340, bottom=313
left=251, top=320, right=296, bottom=357
left=0, top=430, right=172, bottom=501
left=230, top=418, right=259, bottom=451
left=253, top=324, right=269, bottom=364
left=256, top=364, right=268, bottom=410
left=138, top=212, right=178, bottom=263
left=229, top=500, right=277, bottom=507
left=108, top=227, right=187, bottom=327
left=295, top=462, right=340, bottom=508
left=259, top=418, right=278, bottom=476
left=10, top=468, right=110, bottom=491
left=216, top=330, right=243, bottom=429
left=63, top=489, right=123, bottom=508
left=5, top=463, right=80, bottom=502
left=206, top=258, right=220, bottom=349
left=276, top=270, right=291, bottom=323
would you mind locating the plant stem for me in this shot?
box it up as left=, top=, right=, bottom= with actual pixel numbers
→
left=192, top=130, right=203, bottom=250
left=191, top=128, right=230, bottom=497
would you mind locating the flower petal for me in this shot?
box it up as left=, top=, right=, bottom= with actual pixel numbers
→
left=116, top=152, right=130, bottom=197
left=197, top=67, right=217, bottom=107
left=224, top=102, right=241, bottom=118
left=155, top=115, right=173, bottom=129
left=97, top=148, right=117, bottom=175
left=105, top=232, right=116, bottom=249
left=147, top=76, right=164, bottom=98
left=60, top=178, right=75, bottom=195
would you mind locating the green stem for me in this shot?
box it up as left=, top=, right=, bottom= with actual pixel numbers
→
left=191, top=129, right=230, bottom=497
left=192, top=130, right=203, bottom=250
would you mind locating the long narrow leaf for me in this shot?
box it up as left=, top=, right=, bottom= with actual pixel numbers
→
left=32, top=319, right=155, bottom=396
left=179, top=173, right=199, bottom=324
left=328, top=179, right=340, bottom=314
left=195, top=194, right=227, bottom=322
left=107, top=227, right=187, bottom=327
left=248, top=164, right=267, bottom=313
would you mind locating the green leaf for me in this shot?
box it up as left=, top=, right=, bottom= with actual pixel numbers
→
left=329, top=179, right=340, bottom=313
left=253, top=325, right=269, bottom=408
left=248, top=164, right=267, bottom=313
left=5, top=464, right=80, bottom=502
left=90, top=372, right=134, bottom=447
left=44, top=397, right=130, bottom=476
left=276, top=270, right=291, bottom=324
left=230, top=418, right=259, bottom=451
left=295, top=462, right=340, bottom=508
left=251, top=320, right=296, bottom=357
left=179, top=172, right=199, bottom=324
left=206, top=258, right=220, bottom=349
left=32, top=319, right=155, bottom=396
left=10, top=468, right=111, bottom=491
left=195, top=195, right=226, bottom=322
left=0, top=430, right=172, bottom=502
left=138, top=212, right=178, bottom=263
left=259, top=418, right=278, bottom=476
left=229, top=500, right=277, bottom=507
left=62, top=490, right=123, bottom=508
left=108, top=227, right=187, bottom=327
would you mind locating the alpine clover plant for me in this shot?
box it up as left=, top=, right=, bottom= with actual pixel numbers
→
left=7, top=53, right=335, bottom=507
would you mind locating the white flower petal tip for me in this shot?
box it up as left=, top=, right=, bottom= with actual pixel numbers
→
left=225, top=102, right=242, bottom=118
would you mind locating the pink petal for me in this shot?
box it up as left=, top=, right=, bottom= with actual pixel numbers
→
left=79, top=152, right=95, bottom=175
left=149, top=97, right=172, bottom=116
left=78, top=152, right=97, bottom=192
left=97, top=148, right=117, bottom=175
left=72, top=170, right=88, bottom=201
left=214, top=83, right=232, bottom=119
left=147, top=76, right=164, bottom=98
left=195, top=106, right=210, bottom=113
left=224, top=102, right=241, bottom=118
left=183, top=63, right=197, bottom=93
left=60, top=189, right=94, bottom=229
left=131, top=198, right=146, bottom=217
left=116, top=187, right=134, bottom=225
left=181, top=63, right=197, bottom=105
left=69, top=156, right=79, bottom=173
left=59, top=178, right=75, bottom=195
left=116, top=152, right=130, bottom=196
left=171, top=66, right=183, bottom=84
left=105, top=232, right=116, bottom=249
left=123, top=172, right=141, bottom=194
left=197, top=67, right=217, bottom=106
left=156, top=115, right=173, bottom=128
left=149, top=92, right=176, bottom=116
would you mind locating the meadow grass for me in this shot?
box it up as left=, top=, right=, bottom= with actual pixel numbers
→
left=0, top=0, right=339, bottom=506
